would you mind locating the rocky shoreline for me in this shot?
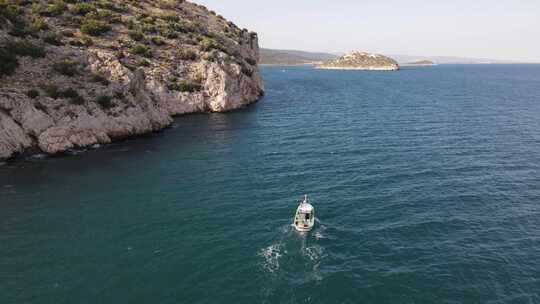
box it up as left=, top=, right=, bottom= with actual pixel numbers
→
left=0, top=0, right=264, bottom=161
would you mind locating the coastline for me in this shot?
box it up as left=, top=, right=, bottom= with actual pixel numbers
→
left=0, top=93, right=264, bottom=162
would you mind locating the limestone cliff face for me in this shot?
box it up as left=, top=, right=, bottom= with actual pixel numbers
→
left=0, top=0, right=264, bottom=159
left=317, top=51, right=399, bottom=71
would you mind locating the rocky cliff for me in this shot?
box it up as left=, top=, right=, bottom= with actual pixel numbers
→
left=317, top=51, right=399, bottom=71
left=0, top=0, right=264, bottom=160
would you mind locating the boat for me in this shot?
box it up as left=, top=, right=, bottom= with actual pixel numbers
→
left=293, top=194, right=315, bottom=232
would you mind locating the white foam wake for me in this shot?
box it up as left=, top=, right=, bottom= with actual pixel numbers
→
left=258, top=243, right=286, bottom=273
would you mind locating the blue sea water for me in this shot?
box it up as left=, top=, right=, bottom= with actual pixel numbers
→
left=1, top=64, right=540, bottom=303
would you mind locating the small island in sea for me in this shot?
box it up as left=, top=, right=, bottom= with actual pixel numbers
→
left=405, top=60, right=436, bottom=66
left=316, top=51, right=399, bottom=71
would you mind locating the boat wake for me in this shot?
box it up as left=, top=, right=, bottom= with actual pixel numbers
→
left=314, top=218, right=328, bottom=240
left=258, top=219, right=330, bottom=277
left=259, top=243, right=286, bottom=273
left=258, top=224, right=293, bottom=274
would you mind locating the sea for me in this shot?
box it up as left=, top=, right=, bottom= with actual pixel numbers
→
left=1, top=64, right=540, bottom=303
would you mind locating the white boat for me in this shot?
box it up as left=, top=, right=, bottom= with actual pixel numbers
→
left=293, top=195, right=315, bottom=232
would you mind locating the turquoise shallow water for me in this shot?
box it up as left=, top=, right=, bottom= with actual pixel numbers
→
left=2, top=64, right=540, bottom=303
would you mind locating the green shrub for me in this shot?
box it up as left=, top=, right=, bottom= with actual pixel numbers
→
left=177, top=49, right=198, bottom=61
left=86, top=10, right=114, bottom=21
left=128, top=30, right=144, bottom=41
left=8, top=26, right=34, bottom=37
left=123, top=18, right=136, bottom=30
left=90, top=72, right=109, bottom=85
left=114, top=50, right=124, bottom=59
left=49, top=0, right=67, bottom=16
left=43, top=32, right=63, bottom=46
left=31, top=3, right=45, bottom=15
left=162, top=29, right=178, bottom=39
left=52, top=60, right=79, bottom=76
left=81, top=36, right=93, bottom=46
left=27, top=89, right=40, bottom=99
left=138, top=59, right=151, bottom=67
left=61, top=88, right=84, bottom=104
left=96, top=1, right=128, bottom=13
left=162, top=13, right=179, bottom=23
left=130, top=44, right=152, bottom=57
left=168, top=21, right=195, bottom=34
left=71, top=3, right=95, bottom=15
left=61, top=88, right=78, bottom=98
left=150, top=36, right=165, bottom=46
left=81, top=19, right=111, bottom=36
left=34, top=1, right=66, bottom=17
left=113, top=91, right=124, bottom=100
left=5, top=40, right=46, bottom=58
left=167, top=81, right=202, bottom=92
left=41, top=84, right=84, bottom=104
left=0, top=3, right=24, bottom=25
left=201, top=50, right=218, bottom=62
left=141, top=23, right=158, bottom=34
left=0, top=47, right=19, bottom=77
left=199, top=37, right=217, bottom=52
left=68, top=39, right=84, bottom=47
left=110, top=14, right=122, bottom=24
left=141, top=16, right=155, bottom=24
left=30, top=17, right=49, bottom=31
left=62, top=15, right=82, bottom=26
left=86, top=10, right=122, bottom=23
left=40, top=84, right=60, bottom=98
left=96, top=95, right=113, bottom=109
left=62, top=30, right=75, bottom=37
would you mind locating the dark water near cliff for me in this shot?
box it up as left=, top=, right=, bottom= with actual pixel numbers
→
left=2, top=65, right=540, bottom=303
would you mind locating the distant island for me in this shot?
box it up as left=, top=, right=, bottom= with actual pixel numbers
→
left=316, top=51, right=399, bottom=71
left=404, top=60, right=436, bottom=66
left=259, top=48, right=337, bottom=65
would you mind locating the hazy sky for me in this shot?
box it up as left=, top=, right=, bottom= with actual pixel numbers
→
left=195, top=0, right=540, bottom=62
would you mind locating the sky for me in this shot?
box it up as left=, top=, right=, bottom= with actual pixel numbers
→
left=194, top=0, right=540, bottom=62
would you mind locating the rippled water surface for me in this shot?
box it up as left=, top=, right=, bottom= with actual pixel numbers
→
left=2, top=65, right=540, bottom=303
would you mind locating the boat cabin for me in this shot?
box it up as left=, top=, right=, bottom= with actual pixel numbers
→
left=294, top=195, right=315, bottom=232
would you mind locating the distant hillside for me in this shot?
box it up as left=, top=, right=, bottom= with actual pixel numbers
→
left=260, top=48, right=337, bottom=65
left=390, top=55, right=514, bottom=64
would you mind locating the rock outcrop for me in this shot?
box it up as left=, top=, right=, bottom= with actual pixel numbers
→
left=317, top=51, right=399, bottom=71
left=0, top=0, right=264, bottom=160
